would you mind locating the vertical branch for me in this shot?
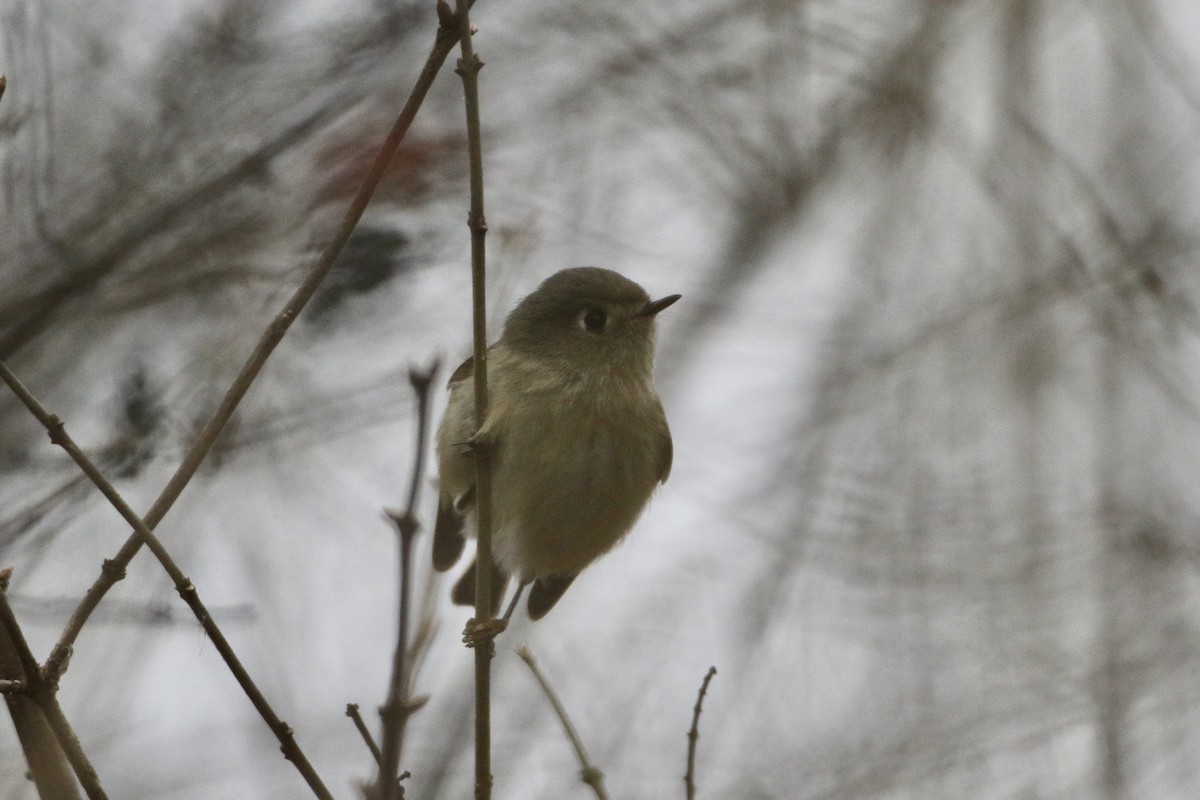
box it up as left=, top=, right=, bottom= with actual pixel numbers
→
left=377, top=364, right=439, bottom=800
left=451, top=1, right=495, bottom=799
left=684, top=666, right=717, bottom=800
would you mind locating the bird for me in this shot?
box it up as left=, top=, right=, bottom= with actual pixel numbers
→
left=433, top=267, right=678, bottom=628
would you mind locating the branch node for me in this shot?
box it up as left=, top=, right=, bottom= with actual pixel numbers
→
left=436, top=0, right=455, bottom=29
left=45, top=414, right=67, bottom=446
left=175, top=579, right=197, bottom=602
left=385, top=509, right=421, bottom=541
left=100, top=558, right=127, bottom=582
left=407, top=364, right=436, bottom=393
left=467, top=213, right=488, bottom=234
left=580, top=766, right=605, bottom=787
left=454, top=53, right=483, bottom=77
left=42, top=645, right=72, bottom=683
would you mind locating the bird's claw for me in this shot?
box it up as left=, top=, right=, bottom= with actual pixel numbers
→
left=462, top=617, right=508, bottom=648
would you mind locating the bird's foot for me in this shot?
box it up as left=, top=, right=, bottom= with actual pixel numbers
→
left=462, top=616, right=508, bottom=648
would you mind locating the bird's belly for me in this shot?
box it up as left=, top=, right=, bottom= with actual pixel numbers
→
left=491, top=405, right=659, bottom=579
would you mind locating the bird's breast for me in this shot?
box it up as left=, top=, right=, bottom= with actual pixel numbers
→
left=487, top=367, right=664, bottom=577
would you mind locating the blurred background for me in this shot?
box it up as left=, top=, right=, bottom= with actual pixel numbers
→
left=3, top=0, right=1200, bottom=797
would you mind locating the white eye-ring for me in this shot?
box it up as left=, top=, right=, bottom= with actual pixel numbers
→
left=578, top=307, right=607, bottom=333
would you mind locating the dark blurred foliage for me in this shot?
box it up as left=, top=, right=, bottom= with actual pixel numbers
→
left=2, top=0, right=1200, bottom=798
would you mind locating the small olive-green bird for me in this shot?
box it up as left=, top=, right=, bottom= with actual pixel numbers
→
left=434, top=267, right=679, bottom=621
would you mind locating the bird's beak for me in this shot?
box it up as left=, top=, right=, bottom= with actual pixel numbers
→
left=640, top=294, right=682, bottom=317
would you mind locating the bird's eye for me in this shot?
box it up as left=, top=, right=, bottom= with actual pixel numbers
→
left=580, top=308, right=607, bottom=333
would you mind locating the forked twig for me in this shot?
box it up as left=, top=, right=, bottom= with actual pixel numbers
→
left=0, top=362, right=333, bottom=800
left=516, top=647, right=609, bottom=800
left=0, top=586, right=105, bottom=799
left=376, top=362, right=439, bottom=800
left=44, top=1, right=468, bottom=679
left=685, top=666, right=717, bottom=800
left=0, top=6, right=472, bottom=797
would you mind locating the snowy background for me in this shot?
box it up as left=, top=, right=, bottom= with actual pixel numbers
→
left=3, top=0, right=1200, bottom=798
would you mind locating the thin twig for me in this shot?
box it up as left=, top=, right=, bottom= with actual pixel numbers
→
left=377, top=362, right=439, bottom=800
left=684, top=666, right=717, bottom=800
left=0, top=578, right=82, bottom=799
left=0, top=362, right=335, bottom=800
left=0, top=75, right=6, bottom=104
left=0, top=587, right=105, bottom=800
left=1, top=102, right=347, bottom=363
left=516, top=647, right=610, bottom=800
left=45, top=3, right=466, bottom=679
left=346, top=704, right=383, bottom=765
left=451, top=1, right=495, bottom=800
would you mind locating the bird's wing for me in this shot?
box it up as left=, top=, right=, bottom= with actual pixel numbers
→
left=447, top=354, right=474, bottom=386
left=433, top=354, right=477, bottom=571
left=527, top=574, right=577, bottom=620
left=432, top=494, right=468, bottom=571
left=451, top=556, right=509, bottom=617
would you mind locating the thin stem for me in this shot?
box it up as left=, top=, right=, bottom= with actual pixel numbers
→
left=377, top=363, right=439, bottom=800
left=0, top=588, right=105, bottom=800
left=3, top=691, right=82, bottom=800
left=346, top=704, right=383, bottom=765
left=0, top=362, right=335, bottom=800
left=684, top=667, right=717, bottom=800
left=516, top=647, right=609, bottom=800
left=45, top=4, right=465, bottom=674
left=452, top=2, right=495, bottom=800
left=0, top=557, right=79, bottom=799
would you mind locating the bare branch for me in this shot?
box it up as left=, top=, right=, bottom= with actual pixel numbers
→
left=450, top=0, right=496, bottom=798
left=0, top=361, right=335, bottom=800
left=0, top=585, right=104, bottom=799
left=684, top=666, right=717, bottom=800
left=346, top=704, right=383, bottom=765
left=377, top=360, right=439, bottom=800
left=516, top=647, right=609, bottom=800
left=41, top=0, right=464, bottom=718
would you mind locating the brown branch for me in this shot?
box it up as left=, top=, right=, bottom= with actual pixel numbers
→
left=0, top=578, right=81, bottom=800
left=516, top=647, right=609, bottom=800
left=376, top=362, right=439, bottom=800
left=0, top=585, right=102, bottom=799
left=684, top=666, right=717, bottom=800
left=0, top=362, right=335, bottom=800
left=46, top=6, right=463, bottom=675
left=449, top=3, right=496, bottom=800
left=346, top=704, right=383, bottom=765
